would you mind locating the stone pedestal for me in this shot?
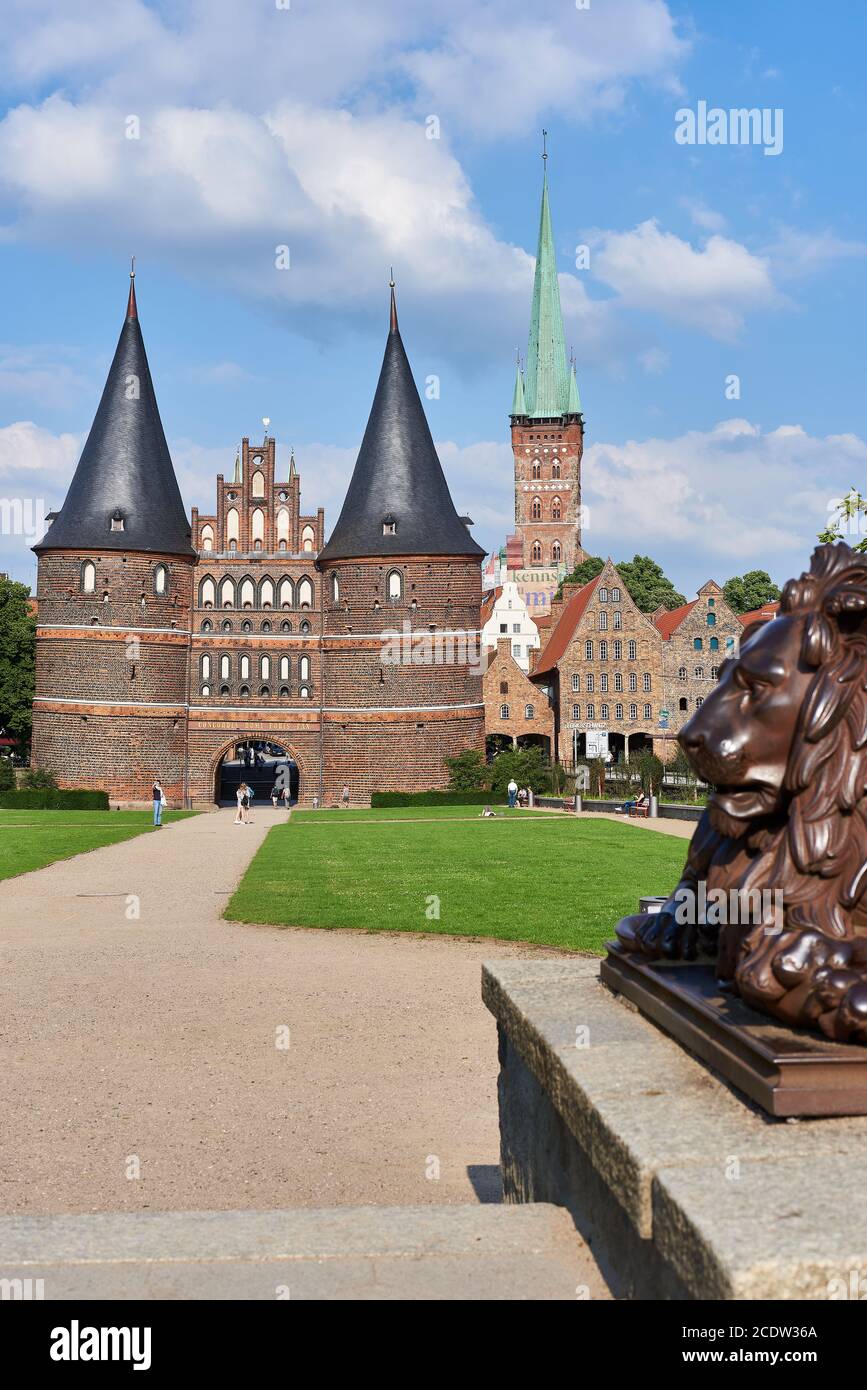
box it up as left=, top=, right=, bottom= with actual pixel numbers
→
left=483, top=957, right=867, bottom=1299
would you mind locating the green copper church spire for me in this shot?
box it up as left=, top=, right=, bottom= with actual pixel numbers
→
left=522, top=135, right=572, bottom=418
left=567, top=358, right=581, bottom=415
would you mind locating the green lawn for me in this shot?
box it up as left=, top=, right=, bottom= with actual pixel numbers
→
left=225, top=807, right=688, bottom=953
left=0, top=809, right=197, bottom=881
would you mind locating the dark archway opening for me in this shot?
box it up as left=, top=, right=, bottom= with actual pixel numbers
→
left=216, top=740, right=299, bottom=806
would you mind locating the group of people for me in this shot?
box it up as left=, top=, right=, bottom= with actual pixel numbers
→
left=506, top=778, right=530, bottom=809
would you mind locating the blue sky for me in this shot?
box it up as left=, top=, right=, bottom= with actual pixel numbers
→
left=0, top=0, right=865, bottom=593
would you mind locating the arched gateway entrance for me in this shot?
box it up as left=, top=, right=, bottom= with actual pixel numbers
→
left=215, top=739, right=300, bottom=806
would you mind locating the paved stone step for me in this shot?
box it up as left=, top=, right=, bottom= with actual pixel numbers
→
left=0, top=1202, right=609, bottom=1301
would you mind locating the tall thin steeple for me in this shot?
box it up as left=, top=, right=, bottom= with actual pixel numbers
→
left=35, top=269, right=193, bottom=557
left=510, top=353, right=526, bottom=416
left=319, top=282, right=484, bottom=563
left=522, top=137, right=572, bottom=418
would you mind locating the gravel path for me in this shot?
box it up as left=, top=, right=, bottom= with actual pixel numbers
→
left=0, top=808, right=565, bottom=1217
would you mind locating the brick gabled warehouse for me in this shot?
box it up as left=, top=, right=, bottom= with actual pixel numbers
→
left=31, top=274, right=485, bottom=806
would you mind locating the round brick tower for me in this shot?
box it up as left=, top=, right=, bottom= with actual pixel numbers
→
left=31, top=271, right=196, bottom=803
left=317, top=285, right=486, bottom=801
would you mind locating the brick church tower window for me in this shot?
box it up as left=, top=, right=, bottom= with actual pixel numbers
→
left=261, top=656, right=271, bottom=679
left=552, top=497, right=562, bottom=520
left=302, top=525, right=315, bottom=552
left=280, top=657, right=290, bottom=680
left=201, top=525, right=214, bottom=551
left=226, top=508, right=239, bottom=547
left=300, top=656, right=310, bottom=682
left=279, top=578, right=293, bottom=607
left=531, top=497, right=542, bottom=520
left=200, top=577, right=215, bottom=607
left=240, top=656, right=250, bottom=680
left=261, top=578, right=274, bottom=608
left=251, top=471, right=265, bottom=497
left=240, top=578, right=255, bottom=608
left=332, top=573, right=339, bottom=603
left=201, top=655, right=211, bottom=680
left=387, top=570, right=402, bottom=602
left=277, top=509, right=290, bottom=547
left=154, top=564, right=167, bottom=595
left=220, top=577, right=234, bottom=607
left=82, top=560, right=96, bottom=593
left=251, top=509, right=265, bottom=549
left=298, top=577, right=313, bottom=608
left=220, top=656, right=230, bottom=679
left=552, top=540, right=561, bottom=562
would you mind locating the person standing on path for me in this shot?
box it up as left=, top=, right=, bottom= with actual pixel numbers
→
left=507, top=777, right=518, bottom=809
left=240, top=782, right=253, bottom=824
left=341, top=784, right=350, bottom=808
left=234, top=783, right=244, bottom=825
left=152, top=779, right=166, bottom=827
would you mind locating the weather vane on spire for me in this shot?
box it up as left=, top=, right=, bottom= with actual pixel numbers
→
left=389, top=266, right=395, bottom=288
left=130, top=254, right=135, bottom=279
left=542, top=129, right=548, bottom=166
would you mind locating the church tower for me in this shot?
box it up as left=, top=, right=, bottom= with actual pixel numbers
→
left=32, top=270, right=196, bottom=801
left=511, top=150, right=585, bottom=576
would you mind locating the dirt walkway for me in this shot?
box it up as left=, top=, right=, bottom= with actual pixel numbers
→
left=0, top=809, right=559, bottom=1216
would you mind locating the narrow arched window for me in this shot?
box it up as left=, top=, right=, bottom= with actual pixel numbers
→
left=299, top=656, right=310, bottom=682
left=551, top=496, right=562, bottom=521
left=280, top=656, right=290, bottom=680
left=200, top=577, right=216, bottom=608
left=531, top=460, right=541, bottom=479
left=332, top=573, right=339, bottom=603
left=220, top=655, right=230, bottom=679
left=261, top=655, right=271, bottom=680
left=240, top=578, right=255, bottom=609
left=220, top=577, right=235, bottom=608
left=552, top=540, right=561, bottom=563
left=240, top=655, right=250, bottom=680
left=387, top=570, right=402, bottom=602
left=154, top=564, right=167, bottom=595
left=279, top=577, right=293, bottom=608
left=276, top=509, right=290, bottom=546
left=251, top=470, right=265, bottom=498
left=531, top=540, right=542, bottom=563
left=261, top=578, right=274, bottom=609
left=201, top=654, right=211, bottom=680
left=251, top=509, right=265, bottom=549
left=301, top=525, right=315, bottom=553
left=298, top=577, right=313, bottom=609
left=226, top=508, right=240, bottom=547
left=552, top=461, right=561, bottom=479
left=200, top=524, right=214, bottom=552
left=531, top=496, right=542, bottom=520
left=82, top=561, right=96, bottom=593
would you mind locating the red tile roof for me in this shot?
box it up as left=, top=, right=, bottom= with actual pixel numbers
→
left=738, top=601, right=780, bottom=627
left=653, top=600, right=697, bottom=640
left=480, top=586, right=502, bottom=623
left=531, top=576, right=599, bottom=677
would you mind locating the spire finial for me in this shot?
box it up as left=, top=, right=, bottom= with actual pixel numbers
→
left=389, top=269, right=398, bottom=333
left=126, top=256, right=138, bottom=320
left=542, top=129, right=548, bottom=168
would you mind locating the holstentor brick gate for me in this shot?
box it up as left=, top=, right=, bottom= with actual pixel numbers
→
left=31, top=275, right=486, bottom=806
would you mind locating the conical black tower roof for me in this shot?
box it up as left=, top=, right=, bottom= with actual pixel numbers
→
left=318, top=288, right=484, bottom=565
left=34, top=273, right=194, bottom=558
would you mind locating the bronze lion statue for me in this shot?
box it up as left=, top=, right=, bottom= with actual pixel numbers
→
left=615, top=541, right=867, bottom=1044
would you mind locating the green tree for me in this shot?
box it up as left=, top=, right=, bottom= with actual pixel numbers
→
left=554, top=554, right=604, bottom=600
left=445, top=748, right=489, bottom=791
left=488, top=745, right=550, bottom=794
left=614, top=556, right=687, bottom=614
left=819, top=488, right=867, bottom=551
left=635, top=750, right=664, bottom=796
left=722, top=569, right=781, bottom=615
left=555, top=553, right=684, bottom=613
left=23, top=767, right=57, bottom=789
left=0, top=758, right=14, bottom=792
left=0, top=577, right=36, bottom=751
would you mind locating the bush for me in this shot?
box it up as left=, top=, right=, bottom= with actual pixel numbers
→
left=488, top=745, right=550, bottom=794
left=371, top=790, right=508, bottom=807
left=0, top=758, right=15, bottom=792
left=445, top=749, right=489, bottom=791
left=23, top=767, right=58, bottom=790
left=0, top=788, right=109, bottom=810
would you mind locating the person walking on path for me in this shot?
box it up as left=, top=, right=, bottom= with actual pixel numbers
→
left=270, top=783, right=280, bottom=809
left=341, top=784, right=350, bottom=809
left=240, top=782, right=253, bottom=824
left=234, top=783, right=244, bottom=825
left=507, top=777, right=518, bottom=809
left=152, top=779, right=166, bottom=827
